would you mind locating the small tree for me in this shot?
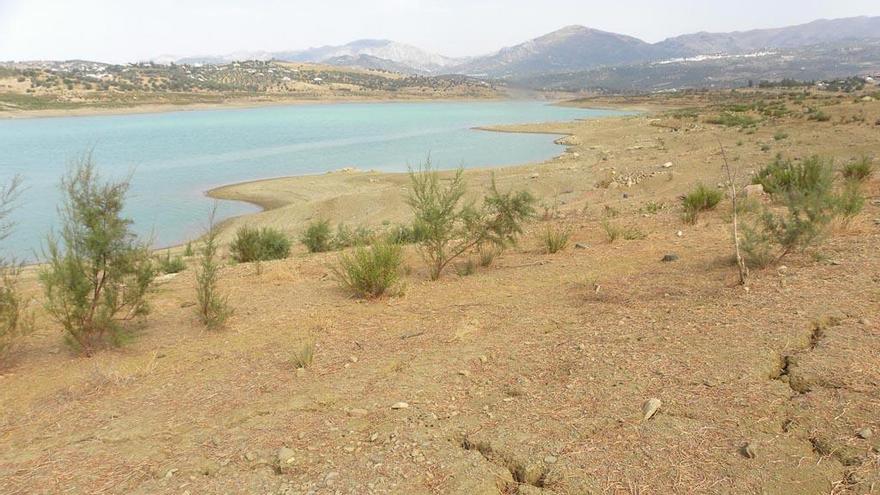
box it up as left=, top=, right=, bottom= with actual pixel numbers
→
left=196, top=205, right=232, bottom=329
left=742, top=155, right=842, bottom=267
left=407, top=162, right=534, bottom=280
left=40, top=156, right=155, bottom=354
left=0, top=176, right=29, bottom=361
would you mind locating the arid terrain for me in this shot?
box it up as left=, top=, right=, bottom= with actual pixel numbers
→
left=0, top=60, right=499, bottom=118
left=2, top=88, right=879, bottom=494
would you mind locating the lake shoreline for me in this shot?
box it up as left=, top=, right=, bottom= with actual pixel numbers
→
left=0, top=95, right=512, bottom=120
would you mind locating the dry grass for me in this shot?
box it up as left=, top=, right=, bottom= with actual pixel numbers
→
left=2, top=90, right=880, bottom=494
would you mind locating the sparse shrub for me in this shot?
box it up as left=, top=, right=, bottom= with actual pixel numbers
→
left=742, top=155, right=842, bottom=267
left=808, top=109, right=831, bottom=122
left=834, top=179, right=865, bottom=223
left=40, top=156, right=155, bottom=354
left=841, top=157, right=874, bottom=182
left=230, top=226, right=290, bottom=262
left=195, top=207, right=232, bottom=329
left=541, top=225, right=571, bottom=254
left=682, top=184, right=723, bottom=224
left=334, top=241, right=404, bottom=298
left=334, top=223, right=374, bottom=249
left=0, top=176, right=30, bottom=361
left=407, top=163, right=534, bottom=280
left=183, top=242, right=193, bottom=257
left=760, top=143, right=771, bottom=152
left=300, top=219, right=333, bottom=253
left=477, top=246, right=498, bottom=267
left=291, top=339, right=315, bottom=369
left=454, top=258, right=477, bottom=277
left=706, top=113, right=758, bottom=128
left=622, top=226, right=647, bottom=240
left=640, top=201, right=665, bottom=215
left=386, top=223, right=427, bottom=245
left=752, top=155, right=833, bottom=196
left=156, top=250, right=186, bottom=274
left=601, top=219, right=621, bottom=243
left=773, top=131, right=788, bottom=141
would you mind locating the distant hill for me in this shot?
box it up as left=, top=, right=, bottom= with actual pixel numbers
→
left=451, top=26, right=660, bottom=77
left=147, top=16, right=880, bottom=90
left=656, top=16, right=880, bottom=56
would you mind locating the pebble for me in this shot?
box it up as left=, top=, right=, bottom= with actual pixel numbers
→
left=543, top=455, right=558, bottom=464
left=574, top=243, right=588, bottom=249
left=662, top=162, right=673, bottom=168
left=642, top=398, right=662, bottom=420
left=277, top=447, right=296, bottom=465
left=661, top=254, right=679, bottom=262
left=244, top=452, right=256, bottom=462
left=478, top=355, right=488, bottom=364
left=741, top=442, right=757, bottom=459
left=391, top=402, right=409, bottom=410
left=676, top=230, right=683, bottom=237
left=857, top=428, right=873, bottom=439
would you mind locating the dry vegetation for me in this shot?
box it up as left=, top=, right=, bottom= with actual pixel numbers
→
left=1, top=87, right=879, bottom=494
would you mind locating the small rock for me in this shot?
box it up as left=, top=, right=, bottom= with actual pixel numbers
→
left=277, top=447, right=296, bottom=466
left=369, top=432, right=379, bottom=442
left=857, top=428, right=873, bottom=439
left=543, top=455, right=558, bottom=464
left=244, top=452, right=256, bottom=462
left=661, top=254, right=679, bottom=262
left=859, top=318, right=871, bottom=326
left=741, top=442, right=757, bottom=459
left=675, top=230, right=683, bottom=238
left=530, top=173, right=540, bottom=179
left=391, top=402, right=409, bottom=410
left=662, top=162, right=673, bottom=169
left=478, top=355, right=488, bottom=363
left=457, top=370, right=471, bottom=377
left=777, top=265, right=788, bottom=274
left=574, top=243, right=588, bottom=249
left=742, top=183, right=765, bottom=198
left=348, top=408, right=368, bottom=417
left=642, top=398, right=662, bottom=420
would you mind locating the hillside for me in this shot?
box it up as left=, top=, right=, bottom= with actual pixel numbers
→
left=0, top=60, right=497, bottom=116
left=2, top=88, right=879, bottom=494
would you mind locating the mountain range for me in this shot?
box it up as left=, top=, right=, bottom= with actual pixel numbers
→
left=165, top=16, right=880, bottom=90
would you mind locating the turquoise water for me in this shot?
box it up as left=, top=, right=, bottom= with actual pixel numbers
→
left=0, top=101, right=623, bottom=259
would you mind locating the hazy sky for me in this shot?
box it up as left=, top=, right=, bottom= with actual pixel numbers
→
left=1, top=0, right=879, bottom=62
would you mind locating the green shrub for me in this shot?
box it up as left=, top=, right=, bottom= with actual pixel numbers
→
left=40, top=156, right=155, bottom=354
left=386, top=223, right=427, bottom=245
left=541, top=225, right=571, bottom=254
left=334, top=241, right=404, bottom=298
left=231, top=226, right=291, bottom=262
left=808, top=109, right=831, bottom=122
left=156, top=250, right=186, bottom=274
left=196, top=208, right=232, bottom=329
left=773, top=131, right=789, bottom=141
left=706, top=113, right=759, bottom=128
left=682, top=184, right=723, bottom=223
left=183, top=242, right=193, bottom=257
left=742, top=156, right=843, bottom=266
left=0, top=176, right=30, bottom=361
left=834, top=179, right=865, bottom=223
left=841, top=157, right=874, bottom=182
left=752, top=155, right=834, bottom=196
left=334, top=223, right=374, bottom=249
left=300, top=220, right=333, bottom=253
left=407, top=163, right=534, bottom=280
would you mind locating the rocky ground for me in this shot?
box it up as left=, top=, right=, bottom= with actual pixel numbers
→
left=1, top=89, right=879, bottom=494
